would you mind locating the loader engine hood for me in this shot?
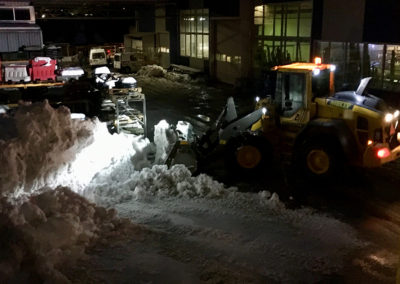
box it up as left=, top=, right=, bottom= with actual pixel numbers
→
left=331, top=91, right=387, bottom=113
left=329, top=77, right=387, bottom=113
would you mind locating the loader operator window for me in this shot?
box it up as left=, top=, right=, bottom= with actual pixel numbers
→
left=312, top=69, right=330, bottom=97
left=275, top=72, right=305, bottom=117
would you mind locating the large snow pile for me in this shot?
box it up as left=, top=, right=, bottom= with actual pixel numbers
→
left=0, top=101, right=151, bottom=281
left=83, top=119, right=236, bottom=206
left=0, top=100, right=151, bottom=201
left=0, top=186, right=136, bottom=282
left=0, top=101, right=236, bottom=282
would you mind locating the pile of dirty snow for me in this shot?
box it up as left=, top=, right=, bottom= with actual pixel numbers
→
left=0, top=186, right=137, bottom=283
left=85, top=164, right=237, bottom=207
left=136, top=65, right=201, bottom=89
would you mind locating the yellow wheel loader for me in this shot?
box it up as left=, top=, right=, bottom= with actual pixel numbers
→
left=167, top=58, right=400, bottom=178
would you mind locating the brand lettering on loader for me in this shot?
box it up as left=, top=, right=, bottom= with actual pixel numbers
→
left=327, top=100, right=353, bottom=110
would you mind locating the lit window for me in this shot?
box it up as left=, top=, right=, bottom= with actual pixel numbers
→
left=216, top=54, right=241, bottom=65
left=180, top=9, right=209, bottom=59
left=234, top=56, right=242, bottom=64
left=160, top=47, right=169, bottom=53
left=254, top=2, right=312, bottom=63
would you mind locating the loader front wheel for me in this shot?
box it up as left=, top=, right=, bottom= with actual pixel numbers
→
left=236, top=144, right=262, bottom=169
left=225, top=135, right=271, bottom=174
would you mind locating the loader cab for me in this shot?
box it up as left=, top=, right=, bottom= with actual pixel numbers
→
left=275, top=71, right=306, bottom=118
left=312, top=68, right=332, bottom=98
left=273, top=60, right=335, bottom=124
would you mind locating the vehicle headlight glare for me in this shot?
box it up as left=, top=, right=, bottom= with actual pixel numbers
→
left=262, top=107, right=267, bottom=115
left=394, top=110, right=399, bottom=118
left=385, top=113, right=393, bottom=123
left=313, top=68, right=320, bottom=76
left=255, top=96, right=260, bottom=102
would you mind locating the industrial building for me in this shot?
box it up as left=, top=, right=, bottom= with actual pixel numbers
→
left=5, top=0, right=400, bottom=92
left=0, top=1, right=43, bottom=53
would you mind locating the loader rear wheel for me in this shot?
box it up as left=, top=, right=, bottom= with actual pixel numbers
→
left=225, top=135, right=271, bottom=173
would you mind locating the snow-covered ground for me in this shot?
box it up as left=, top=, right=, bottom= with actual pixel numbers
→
left=0, top=68, right=397, bottom=283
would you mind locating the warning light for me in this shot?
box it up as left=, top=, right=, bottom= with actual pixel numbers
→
left=107, top=49, right=111, bottom=54
left=376, top=148, right=390, bottom=159
left=367, top=140, right=373, bottom=146
left=314, top=57, right=322, bottom=65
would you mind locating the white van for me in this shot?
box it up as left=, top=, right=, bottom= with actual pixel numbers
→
left=89, top=48, right=107, bottom=66
left=113, top=52, right=144, bottom=73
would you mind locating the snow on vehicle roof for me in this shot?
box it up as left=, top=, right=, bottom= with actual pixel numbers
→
left=94, top=66, right=111, bottom=75
left=61, top=67, right=84, bottom=76
left=121, top=77, right=137, bottom=84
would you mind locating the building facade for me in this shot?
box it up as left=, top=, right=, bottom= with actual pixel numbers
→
left=25, top=0, right=400, bottom=92
left=0, top=1, right=43, bottom=52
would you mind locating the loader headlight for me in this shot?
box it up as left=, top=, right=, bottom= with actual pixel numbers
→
left=262, top=107, right=267, bottom=115
left=312, top=68, right=320, bottom=76
left=394, top=110, right=399, bottom=118
left=385, top=113, right=394, bottom=123
left=255, top=96, right=260, bottom=102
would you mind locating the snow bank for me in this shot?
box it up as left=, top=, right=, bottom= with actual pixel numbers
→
left=136, top=64, right=166, bottom=77
left=0, top=101, right=237, bottom=281
left=0, top=100, right=151, bottom=201
left=136, top=65, right=200, bottom=88
left=0, top=101, right=150, bottom=282
left=86, top=164, right=237, bottom=207
left=0, top=186, right=135, bottom=282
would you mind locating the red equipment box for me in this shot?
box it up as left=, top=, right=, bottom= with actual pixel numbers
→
left=29, top=57, right=57, bottom=81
